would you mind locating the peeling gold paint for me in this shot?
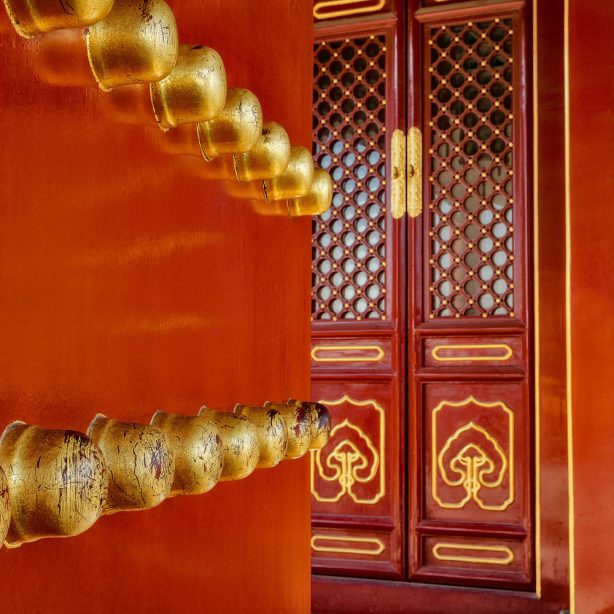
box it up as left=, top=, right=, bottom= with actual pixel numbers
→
left=150, top=44, right=227, bottom=131
left=198, top=408, right=260, bottom=481
left=86, top=0, right=178, bottom=91
left=0, top=465, right=9, bottom=546
left=88, top=415, right=174, bottom=513
left=3, top=0, right=114, bottom=37
left=151, top=412, right=224, bottom=495
left=264, top=401, right=316, bottom=459
left=0, top=422, right=107, bottom=546
left=233, top=405, right=289, bottom=469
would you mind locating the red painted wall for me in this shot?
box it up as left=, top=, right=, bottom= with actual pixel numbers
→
left=534, top=0, right=570, bottom=605
left=568, top=1, right=614, bottom=611
left=0, top=1, right=313, bottom=612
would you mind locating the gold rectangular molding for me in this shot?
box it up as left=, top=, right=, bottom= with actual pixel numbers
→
left=391, top=128, right=407, bottom=219
left=407, top=126, right=423, bottom=218
left=313, top=0, right=386, bottom=20
left=311, top=344, right=385, bottom=363
left=432, top=542, right=514, bottom=566
left=311, top=534, right=385, bottom=556
left=431, top=343, right=513, bottom=363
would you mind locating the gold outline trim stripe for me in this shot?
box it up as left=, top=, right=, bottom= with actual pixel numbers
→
left=564, top=0, right=576, bottom=610
left=431, top=343, right=513, bottom=363
left=311, top=344, right=385, bottom=363
left=432, top=543, right=514, bottom=566
left=313, top=0, right=386, bottom=20
left=311, top=534, right=386, bottom=556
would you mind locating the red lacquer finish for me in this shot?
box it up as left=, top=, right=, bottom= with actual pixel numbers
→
left=310, top=5, right=407, bottom=580
left=568, top=1, right=614, bottom=611
left=533, top=0, right=570, bottom=606
left=311, top=378, right=402, bottom=577
left=0, top=1, right=313, bottom=612
left=410, top=0, right=533, bottom=590
left=313, top=0, right=572, bottom=611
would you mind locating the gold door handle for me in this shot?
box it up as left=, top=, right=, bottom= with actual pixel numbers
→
left=391, top=128, right=407, bottom=219
left=407, top=126, right=423, bottom=218
left=390, top=127, right=423, bottom=219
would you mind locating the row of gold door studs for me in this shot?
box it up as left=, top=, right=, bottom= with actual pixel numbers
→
left=0, top=400, right=331, bottom=549
left=2, top=0, right=333, bottom=217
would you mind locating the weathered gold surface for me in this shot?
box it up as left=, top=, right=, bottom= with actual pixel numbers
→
left=262, top=145, right=314, bottom=201
left=287, top=168, right=333, bottom=216
left=150, top=412, right=223, bottom=496
left=288, top=399, right=331, bottom=450
left=264, top=401, right=315, bottom=459
left=196, top=88, right=263, bottom=161
left=198, top=408, right=260, bottom=480
left=407, top=126, right=423, bottom=218
left=233, top=122, right=291, bottom=182
left=150, top=44, right=227, bottom=131
left=86, top=0, right=178, bottom=91
left=2, top=0, right=113, bottom=37
left=0, top=422, right=107, bottom=546
left=233, top=404, right=289, bottom=468
left=0, top=465, right=9, bottom=548
left=87, top=415, right=174, bottom=513
left=390, top=128, right=407, bottom=219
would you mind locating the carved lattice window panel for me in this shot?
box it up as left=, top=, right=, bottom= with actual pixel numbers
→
left=311, top=34, right=388, bottom=322
left=427, top=18, right=516, bottom=319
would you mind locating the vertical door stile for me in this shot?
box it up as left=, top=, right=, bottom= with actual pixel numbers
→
left=406, top=0, right=422, bottom=584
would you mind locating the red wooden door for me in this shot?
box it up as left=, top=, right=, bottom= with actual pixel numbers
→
left=410, top=0, right=532, bottom=588
left=309, top=7, right=406, bottom=579
left=310, top=0, right=569, bottom=611
left=0, top=1, right=313, bottom=612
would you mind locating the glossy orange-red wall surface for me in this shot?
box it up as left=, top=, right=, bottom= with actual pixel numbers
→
left=534, top=0, right=570, bottom=606
left=568, top=1, right=614, bottom=612
left=0, top=1, right=313, bottom=612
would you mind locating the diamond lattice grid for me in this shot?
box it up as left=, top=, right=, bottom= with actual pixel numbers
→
left=427, top=18, right=516, bottom=319
left=311, top=34, right=388, bottom=321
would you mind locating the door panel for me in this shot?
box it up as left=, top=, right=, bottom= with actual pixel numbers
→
left=311, top=337, right=395, bottom=372
left=416, top=6, right=528, bottom=324
left=311, top=527, right=402, bottom=577
left=311, top=28, right=398, bottom=326
left=421, top=335, right=524, bottom=369
left=415, top=381, right=531, bottom=587
left=311, top=379, right=401, bottom=576
left=422, top=381, right=528, bottom=524
left=418, top=534, right=530, bottom=586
